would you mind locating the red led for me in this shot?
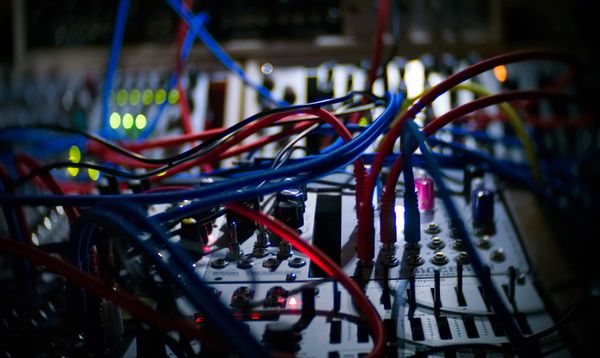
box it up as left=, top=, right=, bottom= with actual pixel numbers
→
left=195, top=316, right=204, bottom=324
left=288, top=297, right=299, bottom=307
left=250, top=313, right=261, bottom=320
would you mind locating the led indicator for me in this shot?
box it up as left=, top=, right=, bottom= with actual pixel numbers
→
left=168, top=89, right=179, bottom=104
left=288, top=297, right=298, bottom=307
left=68, top=145, right=81, bottom=176
left=135, top=114, right=147, bottom=129
left=494, top=65, right=507, bottom=83
left=88, top=168, right=100, bottom=181
left=261, top=62, right=274, bottom=75
left=122, top=113, right=134, bottom=129
left=109, top=112, right=121, bottom=129
left=155, top=89, right=167, bottom=104
left=69, top=146, right=81, bottom=163
left=143, top=89, right=154, bottom=105
left=67, top=167, right=79, bottom=176
left=129, top=89, right=141, bottom=105
left=116, top=89, right=128, bottom=106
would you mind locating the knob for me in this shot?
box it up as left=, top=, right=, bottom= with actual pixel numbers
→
left=274, top=200, right=303, bottom=229
left=471, top=188, right=495, bottom=235
left=180, top=217, right=209, bottom=246
left=276, top=188, right=305, bottom=213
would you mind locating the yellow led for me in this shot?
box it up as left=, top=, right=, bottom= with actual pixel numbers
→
left=116, top=89, right=128, bottom=106
left=358, top=117, right=369, bottom=127
left=130, top=89, right=141, bottom=105
left=155, top=89, right=167, bottom=104
left=168, top=89, right=180, bottom=104
left=143, top=89, right=154, bottom=105
left=88, top=168, right=100, bottom=181
left=67, top=167, right=79, bottom=176
left=109, top=112, right=121, bottom=129
left=122, top=113, right=134, bottom=129
left=135, top=114, right=147, bottom=129
left=69, top=145, right=81, bottom=163
left=157, top=171, right=167, bottom=177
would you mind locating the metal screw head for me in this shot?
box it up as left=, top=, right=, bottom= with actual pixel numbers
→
left=286, top=273, right=297, bottom=282
left=491, top=248, right=506, bottom=262
left=425, top=223, right=441, bottom=234
left=263, top=257, right=280, bottom=269
left=237, top=258, right=254, bottom=269
left=428, top=236, right=445, bottom=249
left=406, top=255, right=425, bottom=267
left=477, top=236, right=492, bottom=249
left=210, top=258, right=229, bottom=269
left=452, top=239, right=465, bottom=251
left=431, top=252, right=449, bottom=266
left=288, top=257, right=306, bottom=268
left=455, top=251, right=471, bottom=264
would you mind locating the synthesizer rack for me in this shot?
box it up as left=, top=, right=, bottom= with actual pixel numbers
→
left=1, top=1, right=599, bottom=357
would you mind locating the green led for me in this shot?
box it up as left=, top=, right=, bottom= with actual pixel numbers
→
left=135, top=114, right=147, bottom=129
left=168, top=89, right=180, bottom=104
left=129, top=89, right=141, bottom=105
left=122, top=113, right=134, bottom=129
left=155, top=89, right=167, bottom=104
left=109, top=112, right=121, bottom=129
left=116, top=89, right=128, bottom=106
left=143, top=89, right=154, bottom=105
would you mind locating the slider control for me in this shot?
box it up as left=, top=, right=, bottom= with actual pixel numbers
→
left=472, top=188, right=495, bottom=235
left=509, top=266, right=517, bottom=303
left=433, top=270, right=442, bottom=317
left=455, top=263, right=467, bottom=307
left=408, top=274, right=417, bottom=317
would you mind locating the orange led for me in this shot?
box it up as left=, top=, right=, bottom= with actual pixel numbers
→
left=494, top=65, right=507, bottom=83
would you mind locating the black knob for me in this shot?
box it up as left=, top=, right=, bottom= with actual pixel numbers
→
left=274, top=200, right=304, bottom=229
left=471, top=188, right=495, bottom=235
left=276, top=188, right=305, bottom=212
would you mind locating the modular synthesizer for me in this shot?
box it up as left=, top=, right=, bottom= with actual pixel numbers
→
left=1, top=0, right=599, bottom=357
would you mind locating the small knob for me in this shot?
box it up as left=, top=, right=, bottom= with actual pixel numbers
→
left=180, top=217, right=209, bottom=246
left=276, top=188, right=305, bottom=212
left=274, top=200, right=304, bottom=229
